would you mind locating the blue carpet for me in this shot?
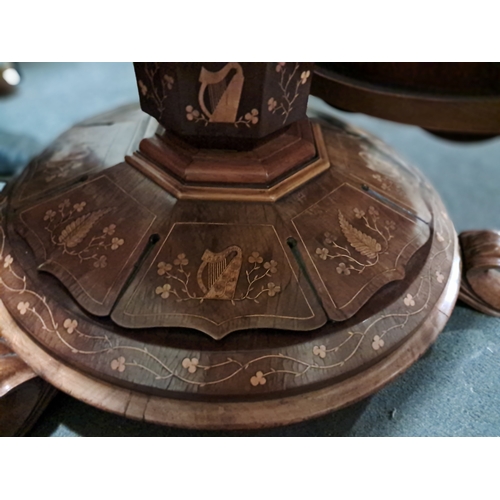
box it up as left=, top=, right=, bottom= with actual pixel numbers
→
left=1, top=63, right=499, bottom=436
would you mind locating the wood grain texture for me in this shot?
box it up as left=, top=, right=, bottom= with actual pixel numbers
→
left=459, top=230, right=500, bottom=316
left=289, top=182, right=429, bottom=320
left=11, top=105, right=155, bottom=210
left=0, top=101, right=461, bottom=429
left=317, top=120, right=432, bottom=222
left=137, top=118, right=316, bottom=185
left=15, top=173, right=157, bottom=316
left=111, top=205, right=327, bottom=338
left=134, top=63, right=314, bottom=149
left=312, top=63, right=500, bottom=136
left=0, top=105, right=459, bottom=408
left=0, top=335, right=56, bottom=436
left=0, top=233, right=459, bottom=429
left=126, top=121, right=330, bottom=202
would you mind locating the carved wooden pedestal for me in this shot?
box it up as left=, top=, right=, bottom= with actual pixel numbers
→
left=459, top=230, right=500, bottom=316
left=0, top=102, right=460, bottom=429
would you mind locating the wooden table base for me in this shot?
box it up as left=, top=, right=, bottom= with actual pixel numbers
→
left=0, top=244, right=459, bottom=429
left=0, top=105, right=461, bottom=430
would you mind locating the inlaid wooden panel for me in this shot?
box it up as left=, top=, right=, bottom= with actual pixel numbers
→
left=11, top=105, right=155, bottom=209
left=0, top=103, right=459, bottom=412
left=0, top=193, right=457, bottom=400
left=112, top=204, right=326, bottom=339
left=0, top=67, right=465, bottom=429
left=134, top=63, right=314, bottom=149
left=291, top=183, right=430, bottom=320
left=15, top=174, right=157, bottom=316
left=320, top=124, right=433, bottom=223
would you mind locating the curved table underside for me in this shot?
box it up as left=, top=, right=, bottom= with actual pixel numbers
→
left=0, top=105, right=461, bottom=429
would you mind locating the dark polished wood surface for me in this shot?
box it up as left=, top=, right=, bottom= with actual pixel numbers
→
left=0, top=334, right=56, bottom=436
left=0, top=63, right=475, bottom=430
left=134, top=63, right=314, bottom=150
left=0, top=103, right=460, bottom=428
left=137, top=119, right=316, bottom=185
left=459, top=230, right=500, bottom=316
left=312, top=63, right=500, bottom=138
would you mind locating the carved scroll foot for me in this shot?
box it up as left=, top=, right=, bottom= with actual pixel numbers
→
left=459, top=230, right=500, bottom=316
left=0, top=336, right=57, bottom=436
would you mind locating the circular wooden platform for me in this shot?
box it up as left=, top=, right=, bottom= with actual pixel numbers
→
left=0, top=105, right=461, bottom=429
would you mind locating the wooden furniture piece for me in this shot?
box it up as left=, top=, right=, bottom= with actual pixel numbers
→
left=459, top=231, right=500, bottom=316
left=310, top=63, right=500, bottom=315
left=312, top=63, right=500, bottom=141
left=0, top=63, right=465, bottom=431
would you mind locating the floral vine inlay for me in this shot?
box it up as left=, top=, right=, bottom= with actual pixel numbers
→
left=372, top=173, right=393, bottom=191
left=139, top=63, right=175, bottom=119
left=315, top=207, right=395, bottom=274
left=185, top=105, right=260, bottom=129
left=268, top=63, right=311, bottom=124
left=43, top=146, right=91, bottom=184
left=154, top=247, right=281, bottom=304
left=182, top=357, right=199, bottom=374
left=43, top=199, right=125, bottom=266
left=0, top=200, right=452, bottom=390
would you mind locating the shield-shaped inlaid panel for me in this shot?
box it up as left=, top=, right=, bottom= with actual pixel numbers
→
left=112, top=222, right=326, bottom=339
left=16, top=175, right=157, bottom=316
left=292, top=183, right=430, bottom=321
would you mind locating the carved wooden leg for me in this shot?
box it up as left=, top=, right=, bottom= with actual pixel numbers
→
left=0, top=335, right=56, bottom=436
left=459, top=230, right=500, bottom=316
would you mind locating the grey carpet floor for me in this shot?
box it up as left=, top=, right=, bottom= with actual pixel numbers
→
left=1, top=63, right=499, bottom=436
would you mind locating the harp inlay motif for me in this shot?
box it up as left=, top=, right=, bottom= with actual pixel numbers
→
left=154, top=245, right=282, bottom=305
left=185, top=63, right=259, bottom=128
left=198, top=63, right=244, bottom=123
left=197, top=246, right=242, bottom=300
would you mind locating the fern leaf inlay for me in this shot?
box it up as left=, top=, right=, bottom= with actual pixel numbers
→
left=58, top=208, right=111, bottom=248
left=338, top=211, right=381, bottom=260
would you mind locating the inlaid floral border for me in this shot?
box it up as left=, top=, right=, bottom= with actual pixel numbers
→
left=0, top=202, right=452, bottom=391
